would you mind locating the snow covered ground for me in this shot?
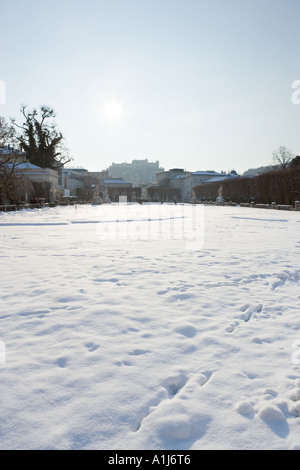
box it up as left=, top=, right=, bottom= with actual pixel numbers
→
left=0, top=202, right=300, bottom=450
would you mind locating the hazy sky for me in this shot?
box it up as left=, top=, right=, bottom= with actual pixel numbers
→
left=1, top=0, right=300, bottom=173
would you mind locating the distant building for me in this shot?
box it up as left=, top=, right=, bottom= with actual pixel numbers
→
left=62, top=167, right=109, bottom=198
left=15, top=162, right=59, bottom=202
left=0, top=146, right=60, bottom=202
left=149, top=168, right=239, bottom=202
left=180, top=170, right=238, bottom=202
left=155, top=168, right=190, bottom=186
left=0, top=145, right=26, bottom=165
left=102, top=177, right=133, bottom=202
left=61, top=167, right=85, bottom=196
left=108, top=159, right=164, bottom=187
left=147, top=168, right=187, bottom=201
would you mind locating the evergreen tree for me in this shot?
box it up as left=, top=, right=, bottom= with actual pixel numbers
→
left=11, top=106, right=72, bottom=169
left=290, top=155, right=300, bottom=167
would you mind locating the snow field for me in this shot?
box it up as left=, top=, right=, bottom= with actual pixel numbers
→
left=0, top=203, right=300, bottom=449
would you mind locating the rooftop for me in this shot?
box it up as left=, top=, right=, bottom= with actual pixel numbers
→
left=171, top=174, right=187, bottom=179
left=103, top=178, right=131, bottom=185
left=0, top=145, right=25, bottom=155
left=16, top=162, right=41, bottom=170
left=192, top=170, right=220, bottom=175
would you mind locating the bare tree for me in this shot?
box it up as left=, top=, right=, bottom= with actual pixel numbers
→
left=272, top=146, right=293, bottom=169
left=0, top=116, right=24, bottom=203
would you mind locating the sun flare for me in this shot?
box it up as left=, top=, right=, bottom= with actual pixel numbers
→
left=102, top=100, right=124, bottom=123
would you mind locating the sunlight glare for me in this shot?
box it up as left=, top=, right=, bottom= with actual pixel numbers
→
left=102, top=100, right=124, bottom=123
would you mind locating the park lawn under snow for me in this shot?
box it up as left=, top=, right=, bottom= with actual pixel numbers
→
left=0, top=202, right=300, bottom=450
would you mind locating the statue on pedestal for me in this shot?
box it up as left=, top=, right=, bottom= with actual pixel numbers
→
left=216, top=185, right=224, bottom=205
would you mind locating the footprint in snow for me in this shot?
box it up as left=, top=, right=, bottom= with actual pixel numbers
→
left=56, top=357, right=68, bottom=368
left=134, top=371, right=213, bottom=438
left=114, top=359, right=133, bottom=367
left=85, top=342, right=99, bottom=352
left=175, top=324, right=197, bottom=338
left=163, top=373, right=188, bottom=398
left=226, top=304, right=263, bottom=333
left=134, top=373, right=188, bottom=432
left=129, top=348, right=150, bottom=356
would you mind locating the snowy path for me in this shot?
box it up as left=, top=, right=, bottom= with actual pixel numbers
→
left=0, top=204, right=300, bottom=449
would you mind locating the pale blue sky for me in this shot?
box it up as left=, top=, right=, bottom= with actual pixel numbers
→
left=1, top=0, right=300, bottom=173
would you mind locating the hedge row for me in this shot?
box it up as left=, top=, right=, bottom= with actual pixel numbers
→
left=194, top=166, right=300, bottom=205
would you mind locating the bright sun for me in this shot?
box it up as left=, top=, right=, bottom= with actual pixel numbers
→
left=102, top=100, right=124, bottom=123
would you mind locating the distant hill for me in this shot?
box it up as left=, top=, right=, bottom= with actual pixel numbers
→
left=242, top=165, right=276, bottom=176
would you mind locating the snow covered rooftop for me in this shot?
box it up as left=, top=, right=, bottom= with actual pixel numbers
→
left=16, top=162, right=41, bottom=170
left=0, top=146, right=25, bottom=155
left=5, top=161, right=42, bottom=170
left=206, top=176, right=233, bottom=183
left=192, top=170, right=221, bottom=176
left=171, top=174, right=187, bottom=179
left=104, top=178, right=131, bottom=185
